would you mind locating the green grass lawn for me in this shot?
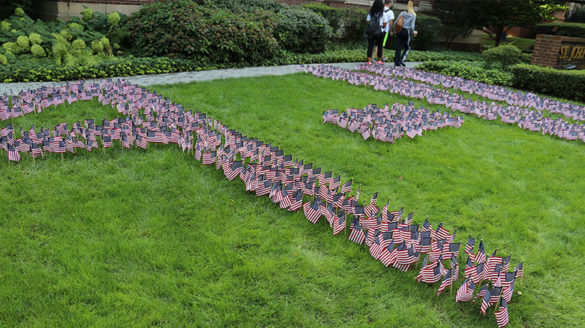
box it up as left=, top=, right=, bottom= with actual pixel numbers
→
left=1, top=73, right=585, bottom=327
left=481, top=34, right=535, bottom=53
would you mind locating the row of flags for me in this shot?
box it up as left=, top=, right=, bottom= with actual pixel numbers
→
left=301, top=64, right=585, bottom=144
left=0, top=78, right=522, bottom=326
left=322, top=102, right=463, bottom=142
left=359, top=63, right=585, bottom=122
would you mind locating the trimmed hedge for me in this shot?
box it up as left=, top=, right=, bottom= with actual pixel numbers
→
left=511, top=64, right=585, bottom=102
left=203, top=0, right=332, bottom=54
left=125, top=1, right=281, bottom=64
left=532, top=22, right=585, bottom=38
left=0, top=50, right=485, bottom=83
left=417, top=60, right=514, bottom=86
left=0, top=57, right=206, bottom=82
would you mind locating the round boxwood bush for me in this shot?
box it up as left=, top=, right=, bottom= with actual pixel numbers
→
left=275, top=6, right=332, bottom=53
left=125, top=0, right=280, bottom=65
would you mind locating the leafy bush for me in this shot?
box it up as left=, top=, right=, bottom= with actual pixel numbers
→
left=0, top=1, right=32, bottom=20
left=30, top=44, right=45, bottom=57
left=0, top=54, right=7, bottom=64
left=204, top=0, right=332, bottom=53
left=411, top=14, right=442, bottom=51
left=276, top=7, right=332, bottom=53
left=304, top=4, right=367, bottom=42
left=407, top=50, right=483, bottom=62
left=418, top=60, right=514, bottom=86
left=483, top=44, right=524, bottom=69
left=125, top=0, right=280, bottom=65
left=511, top=64, right=585, bottom=102
left=532, top=22, right=585, bottom=38
left=82, top=8, right=94, bottom=22
left=0, top=56, right=209, bottom=83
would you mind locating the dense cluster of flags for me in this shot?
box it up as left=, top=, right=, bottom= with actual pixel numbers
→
left=360, top=64, right=585, bottom=122
left=0, top=79, right=523, bottom=327
left=301, top=64, right=585, bottom=143
left=322, top=102, right=463, bottom=142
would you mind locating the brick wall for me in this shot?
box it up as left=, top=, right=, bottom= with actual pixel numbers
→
left=531, top=34, right=585, bottom=69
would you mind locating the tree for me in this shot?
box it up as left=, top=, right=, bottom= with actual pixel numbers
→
left=477, top=0, right=567, bottom=46
left=432, top=0, right=484, bottom=50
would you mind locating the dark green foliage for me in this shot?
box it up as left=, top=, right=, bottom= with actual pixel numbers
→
left=532, top=22, right=585, bottom=38
left=567, top=6, right=585, bottom=23
left=206, top=0, right=332, bottom=54
left=431, top=0, right=481, bottom=49
left=275, top=6, right=332, bottom=53
left=0, top=57, right=205, bottom=83
left=124, top=0, right=281, bottom=64
left=0, top=49, right=486, bottom=82
left=0, top=0, right=32, bottom=20
left=418, top=60, right=514, bottom=86
left=511, top=64, right=585, bottom=102
left=483, top=44, right=525, bottom=69
left=303, top=4, right=367, bottom=42
left=411, top=14, right=441, bottom=51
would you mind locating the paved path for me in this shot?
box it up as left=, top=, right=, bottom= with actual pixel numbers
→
left=0, top=62, right=421, bottom=96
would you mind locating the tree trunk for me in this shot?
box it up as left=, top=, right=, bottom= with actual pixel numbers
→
left=494, top=24, right=504, bottom=47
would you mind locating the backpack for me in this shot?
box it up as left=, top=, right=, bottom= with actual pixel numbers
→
left=365, top=12, right=382, bottom=39
left=395, top=14, right=404, bottom=34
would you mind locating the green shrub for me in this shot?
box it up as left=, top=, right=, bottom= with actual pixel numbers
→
left=30, top=44, right=45, bottom=57
left=125, top=0, right=280, bottom=65
left=418, top=60, right=514, bottom=86
left=204, top=0, right=333, bottom=53
left=28, top=32, right=41, bottom=44
left=91, top=40, right=103, bottom=54
left=511, top=64, right=585, bottom=102
left=107, top=12, right=121, bottom=26
left=82, top=8, right=94, bottom=21
left=303, top=4, right=367, bottom=42
left=407, top=50, right=483, bottom=62
left=14, top=8, right=25, bottom=17
left=1, top=21, right=11, bottom=31
left=72, top=39, right=86, bottom=50
left=15, top=35, right=29, bottom=53
left=276, top=7, right=332, bottom=53
left=59, top=29, right=72, bottom=41
left=532, top=22, right=585, bottom=38
left=0, top=54, right=7, bottom=64
left=0, top=56, right=208, bottom=82
left=411, top=14, right=442, bottom=51
left=483, top=44, right=523, bottom=69
left=2, top=41, right=16, bottom=53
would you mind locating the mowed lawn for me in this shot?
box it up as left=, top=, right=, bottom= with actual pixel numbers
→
left=1, top=73, right=584, bottom=327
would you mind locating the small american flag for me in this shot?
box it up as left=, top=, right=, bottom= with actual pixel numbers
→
left=332, top=210, right=346, bottom=235
left=436, top=265, right=457, bottom=296
left=455, top=278, right=475, bottom=302
left=514, top=261, right=523, bottom=279
left=303, top=199, right=321, bottom=224
left=288, top=190, right=304, bottom=212
left=495, top=298, right=509, bottom=328
left=348, top=218, right=365, bottom=245
left=480, top=288, right=492, bottom=315
left=465, top=235, right=475, bottom=258
left=417, top=256, right=443, bottom=283
left=502, top=280, right=515, bottom=303
left=341, top=179, right=352, bottom=194
left=475, top=240, right=486, bottom=264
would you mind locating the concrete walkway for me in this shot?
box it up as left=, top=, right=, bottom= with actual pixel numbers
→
left=0, top=62, right=421, bottom=96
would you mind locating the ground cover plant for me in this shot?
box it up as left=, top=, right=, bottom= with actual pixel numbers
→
left=1, top=73, right=585, bottom=327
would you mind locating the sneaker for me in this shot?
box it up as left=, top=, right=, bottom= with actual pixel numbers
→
left=367, top=61, right=372, bottom=66
left=377, top=60, right=383, bottom=65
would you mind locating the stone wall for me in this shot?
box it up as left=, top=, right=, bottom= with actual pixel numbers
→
left=532, top=34, right=585, bottom=69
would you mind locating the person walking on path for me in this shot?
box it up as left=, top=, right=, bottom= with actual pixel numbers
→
left=366, top=0, right=388, bottom=65
left=394, top=0, right=417, bottom=67
left=382, top=0, right=395, bottom=56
